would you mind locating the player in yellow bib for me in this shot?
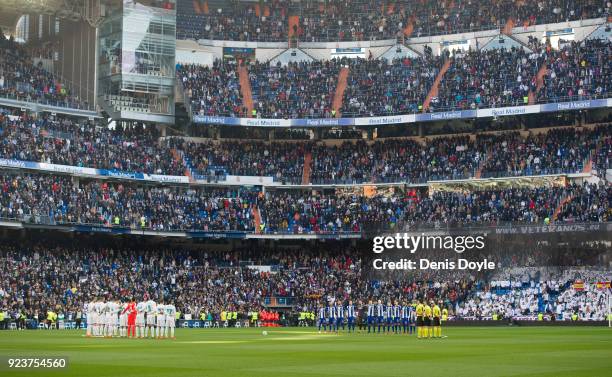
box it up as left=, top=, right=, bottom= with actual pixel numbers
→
left=415, top=301, right=424, bottom=339
left=424, top=303, right=433, bottom=338
left=432, top=303, right=442, bottom=338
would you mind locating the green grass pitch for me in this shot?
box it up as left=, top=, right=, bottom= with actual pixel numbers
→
left=0, top=327, right=610, bottom=377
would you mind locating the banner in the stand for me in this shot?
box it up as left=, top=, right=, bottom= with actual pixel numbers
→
left=192, top=98, right=611, bottom=127
left=0, top=158, right=189, bottom=184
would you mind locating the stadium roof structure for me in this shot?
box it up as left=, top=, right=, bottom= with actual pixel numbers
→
left=0, top=0, right=107, bottom=30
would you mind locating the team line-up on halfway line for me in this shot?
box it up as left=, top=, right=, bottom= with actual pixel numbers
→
left=316, top=299, right=446, bottom=339
left=81, top=298, right=446, bottom=340
left=84, top=300, right=177, bottom=339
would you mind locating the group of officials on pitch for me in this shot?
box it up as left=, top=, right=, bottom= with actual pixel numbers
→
left=85, top=300, right=177, bottom=339
left=318, top=299, right=447, bottom=339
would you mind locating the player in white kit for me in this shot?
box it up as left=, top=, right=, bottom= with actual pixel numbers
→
left=156, top=303, right=166, bottom=339
left=104, top=302, right=115, bottom=337
left=112, top=301, right=121, bottom=337
left=119, top=302, right=128, bottom=337
left=164, top=304, right=177, bottom=339
left=145, top=300, right=157, bottom=338
left=86, top=301, right=95, bottom=337
left=136, top=302, right=146, bottom=338
left=94, top=301, right=104, bottom=336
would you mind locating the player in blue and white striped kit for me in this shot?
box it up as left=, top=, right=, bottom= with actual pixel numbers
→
left=385, top=301, right=394, bottom=333
left=392, top=301, right=401, bottom=334
left=409, top=300, right=417, bottom=335
left=336, top=304, right=344, bottom=332
left=346, top=300, right=356, bottom=333
left=367, top=300, right=375, bottom=333
left=401, top=301, right=411, bottom=334
left=376, top=300, right=385, bottom=333
left=318, top=303, right=327, bottom=333
left=328, top=303, right=337, bottom=332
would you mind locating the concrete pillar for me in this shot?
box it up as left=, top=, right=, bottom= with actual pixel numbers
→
left=158, top=124, right=167, bottom=137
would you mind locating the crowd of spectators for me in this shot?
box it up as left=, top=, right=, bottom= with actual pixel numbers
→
left=169, top=138, right=307, bottom=183
left=537, top=38, right=611, bottom=103
left=0, top=240, right=608, bottom=326
left=178, top=39, right=610, bottom=119
left=0, top=30, right=88, bottom=110
left=250, top=60, right=343, bottom=118
left=1, top=106, right=610, bottom=184
left=0, top=166, right=608, bottom=234
left=0, top=172, right=258, bottom=231
left=177, top=61, right=246, bottom=117
left=457, top=268, right=611, bottom=320
left=0, top=109, right=184, bottom=175
left=311, top=136, right=479, bottom=184
left=433, top=47, right=540, bottom=111
left=258, top=182, right=610, bottom=234
left=176, top=0, right=608, bottom=42
left=477, top=126, right=606, bottom=177
left=342, top=55, right=442, bottom=116
left=177, top=0, right=288, bottom=41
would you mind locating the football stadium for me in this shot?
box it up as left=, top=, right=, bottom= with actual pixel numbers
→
left=0, top=0, right=610, bottom=376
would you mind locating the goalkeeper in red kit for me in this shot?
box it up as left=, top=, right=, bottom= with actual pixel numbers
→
left=122, top=300, right=137, bottom=338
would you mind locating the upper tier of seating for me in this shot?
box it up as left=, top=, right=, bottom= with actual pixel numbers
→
left=178, top=39, right=611, bottom=119
left=176, top=0, right=608, bottom=42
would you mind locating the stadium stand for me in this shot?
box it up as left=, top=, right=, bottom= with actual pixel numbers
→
left=0, top=32, right=89, bottom=110
left=1, top=106, right=610, bottom=182
left=176, top=0, right=608, bottom=42
left=0, top=165, right=608, bottom=232
left=178, top=39, right=611, bottom=118
left=0, top=238, right=608, bottom=326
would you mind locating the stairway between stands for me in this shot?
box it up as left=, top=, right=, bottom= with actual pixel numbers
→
left=528, top=64, right=548, bottom=105
left=422, top=59, right=451, bottom=112
left=503, top=18, right=515, bottom=35
left=171, top=148, right=192, bottom=179
left=302, top=151, right=313, bottom=185
left=553, top=195, right=573, bottom=222
left=238, top=64, right=255, bottom=117
left=332, top=67, right=349, bottom=117
left=289, top=15, right=300, bottom=39
left=253, top=205, right=262, bottom=234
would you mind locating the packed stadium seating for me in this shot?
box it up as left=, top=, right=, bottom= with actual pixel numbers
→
left=176, top=0, right=608, bottom=42
left=341, top=55, right=442, bottom=116
left=250, top=60, right=342, bottom=118
left=178, top=39, right=611, bottom=119
left=0, top=172, right=258, bottom=231
left=0, top=239, right=608, bottom=325
left=1, top=106, right=610, bottom=182
left=0, top=33, right=89, bottom=110
left=0, top=164, right=608, bottom=232
left=458, top=268, right=611, bottom=320
left=537, top=39, right=611, bottom=103
left=177, top=61, right=246, bottom=117
left=0, top=108, right=184, bottom=175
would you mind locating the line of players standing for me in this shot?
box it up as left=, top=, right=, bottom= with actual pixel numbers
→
left=85, top=300, right=177, bottom=339
left=317, top=299, right=448, bottom=339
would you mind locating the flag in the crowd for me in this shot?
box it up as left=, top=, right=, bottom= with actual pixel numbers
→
left=595, top=282, right=611, bottom=290
left=572, top=281, right=585, bottom=291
